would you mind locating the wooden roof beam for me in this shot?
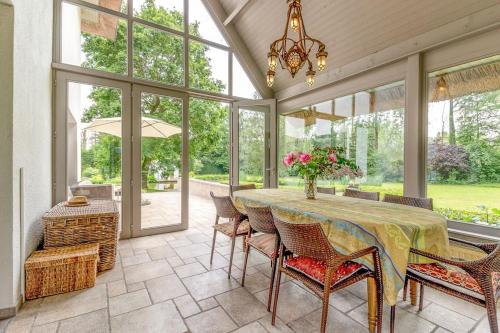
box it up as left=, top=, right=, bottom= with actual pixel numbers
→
left=223, top=0, right=252, bottom=26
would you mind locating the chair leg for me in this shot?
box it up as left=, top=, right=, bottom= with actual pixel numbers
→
left=241, top=243, right=251, bottom=286
left=402, top=277, right=408, bottom=302
left=271, top=268, right=282, bottom=326
left=418, top=284, right=424, bottom=311
left=483, top=288, right=499, bottom=333
left=376, top=278, right=384, bottom=333
left=320, top=289, right=331, bottom=333
left=390, top=305, right=395, bottom=333
left=209, top=229, right=217, bottom=265
left=227, top=236, right=237, bottom=279
left=267, top=257, right=278, bottom=312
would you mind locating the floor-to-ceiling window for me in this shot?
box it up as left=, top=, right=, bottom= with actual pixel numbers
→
left=426, top=56, right=500, bottom=227
left=279, top=81, right=405, bottom=196
left=55, top=0, right=261, bottom=236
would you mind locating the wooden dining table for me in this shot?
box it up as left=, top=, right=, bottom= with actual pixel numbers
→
left=233, top=188, right=450, bottom=333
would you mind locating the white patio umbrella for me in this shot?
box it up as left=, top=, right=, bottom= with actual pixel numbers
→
left=84, top=117, right=181, bottom=138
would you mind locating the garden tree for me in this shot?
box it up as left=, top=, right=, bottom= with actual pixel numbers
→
left=80, top=0, right=229, bottom=188
left=429, top=140, right=470, bottom=181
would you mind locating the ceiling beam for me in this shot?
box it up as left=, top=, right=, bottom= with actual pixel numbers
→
left=203, top=0, right=273, bottom=99
left=223, top=0, right=251, bottom=26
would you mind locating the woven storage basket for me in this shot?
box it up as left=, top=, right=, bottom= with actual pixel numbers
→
left=25, top=243, right=99, bottom=300
left=43, top=200, right=119, bottom=271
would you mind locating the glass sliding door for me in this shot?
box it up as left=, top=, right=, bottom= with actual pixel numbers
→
left=132, top=85, right=188, bottom=236
left=232, top=100, right=277, bottom=188
left=54, top=71, right=132, bottom=237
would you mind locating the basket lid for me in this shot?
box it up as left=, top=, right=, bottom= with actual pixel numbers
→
left=25, top=243, right=99, bottom=269
left=43, top=200, right=118, bottom=220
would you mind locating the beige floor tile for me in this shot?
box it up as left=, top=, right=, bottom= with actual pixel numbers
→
left=146, top=274, right=187, bottom=303
left=418, top=303, right=476, bottom=333
left=328, top=288, right=365, bottom=313
left=255, top=281, right=322, bottom=324
left=197, top=297, right=219, bottom=311
left=257, top=314, right=294, bottom=333
left=197, top=253, right=229, bottom=270
left=130, top=236, right=166, bottom=250
left=174, top=262, right=207, bottom=278
left=348, top=303, right=436, bottom=333
left=34, top=284, right=107, bottom=325
left=121, top=253, right=151, bottom=267
left=110, top=301, right=187, bottom=333
left=123, top=260, right=173, bottom=284
left=183, top=269, right=240, bottom=301
left=107, top=280, right=127, bottom=298
left=186, top=234, right=211, bottom=243
left=232, top=321, right=268, bottom=333
left=96, top=265, right=124, bottom=285
left=30, top=322, right=58, bottom=333
left=185, top=307, right=237, bottom=333
left=292, top=305, right=368, bottom=333
left=215, top=288, right=268, bottom=326
left=183, top=257, right=197, bottom=264
left=174, top=243, right=212, bottom=259
left=58, top=309, right=109, bottom=333
left=423, top=287, right=485, bottom=320
left=166, top=256, right=185, bottom=267
left=126, top=281, right=145, bottom=292
left=241, top=271, right=271, bottom=294
left=5, top=316, right=34, bottom=333
left=173, top=294, right=201, bottom=318
left=147, top=245, right=177, bottom=260
left=109, top=289, right=151, bottom=316
left=168, top=239, right=193, bottom=248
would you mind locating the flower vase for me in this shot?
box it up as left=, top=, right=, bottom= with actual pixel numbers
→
left=304, top=176, right=317, bottom=200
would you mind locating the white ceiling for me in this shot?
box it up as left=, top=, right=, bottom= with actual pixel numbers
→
left=219, top=0, right=499, bottom=92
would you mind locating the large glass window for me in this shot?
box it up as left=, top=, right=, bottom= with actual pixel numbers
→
left=59, top=0, right=258, bottom=98
left=189, top=98, right=230, bottom=184
left=279, top=81, right=405, bottom=195
left=62, top=1, right=128, bottom=75
left=427, top=56, right=500, bottom=226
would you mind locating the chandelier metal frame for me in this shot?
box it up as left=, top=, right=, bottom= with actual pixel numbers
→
left=266, top=0, right=328, bottom=87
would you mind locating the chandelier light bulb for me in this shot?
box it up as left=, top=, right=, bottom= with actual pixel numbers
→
left=267, top=70, right=275, bottom=87
left=290, top=13, right=300, bottom=32
left=316, top=51, right=328, bottom=71
left=306, top=70, right=315, bottom=86
left=268, top=51, right=278, bottom=71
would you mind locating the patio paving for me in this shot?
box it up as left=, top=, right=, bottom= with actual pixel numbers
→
left=2, top=195, right=495, bottom=333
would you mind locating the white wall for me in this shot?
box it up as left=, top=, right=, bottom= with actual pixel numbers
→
left=0, top=0, right=53, bottom=313
left=0, top=0, right=15, bottom=313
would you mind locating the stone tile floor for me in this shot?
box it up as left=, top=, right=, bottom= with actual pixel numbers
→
left=1, top=195, right=496, bottom=333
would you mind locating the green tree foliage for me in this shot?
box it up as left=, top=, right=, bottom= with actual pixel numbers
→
left=80, top=0, right=229, bottom=188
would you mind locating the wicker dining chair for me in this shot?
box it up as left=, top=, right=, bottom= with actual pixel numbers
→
left=382, top=194, right=433, bottom=332
left=402, top=239, right=500, bottom=333
left=242, top=204, right=280, bottom=311
left=343, top=188, right=380, bottom=201
left=272, top=218, right=384, bottom=333
left=383, top=194, right=433, bottom=210
left=317, top=187, right=336, bottom=195
left=209, top=191, right=250, bottom=279
left=230, top=183, right=256, bottom=196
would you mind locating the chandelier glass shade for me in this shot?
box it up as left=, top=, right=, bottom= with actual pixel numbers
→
left=266, top=0, right=328, bottom=87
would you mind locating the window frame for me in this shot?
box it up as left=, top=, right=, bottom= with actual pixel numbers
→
left=53, top=0, right=258, bottom=100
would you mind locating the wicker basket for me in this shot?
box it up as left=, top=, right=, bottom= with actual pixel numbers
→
left=25, top=243, right=99, bottom=300
left=43, top=200, right=119, bottom=271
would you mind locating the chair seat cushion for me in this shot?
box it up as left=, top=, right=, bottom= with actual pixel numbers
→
left=407, top=263, right=500, bottom=300
left=247, top=234, right=277, bottom=258
left=213, top=220, right=249, bottom=237
left=284, top=256, right=366, bottom=286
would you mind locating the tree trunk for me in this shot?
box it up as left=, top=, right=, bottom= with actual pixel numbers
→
left=141, top=157, right=151, bottom=190
left=448, top=98, right=456, bottom=145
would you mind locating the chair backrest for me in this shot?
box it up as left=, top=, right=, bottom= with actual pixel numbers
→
left=383, top=194, right=433, bottom=210
left=70, top=184, right=113, bottom=200
left=273, top=217, right=337, bottom=263
left=210, top=191, right=241, bottom=219
left=344, top=188, right=379, bottom=201
left=317, top=187, right=335, bottom=195
left=244, top=204, right=276, bottom=234
left=230, top=183, right=256, bottom=196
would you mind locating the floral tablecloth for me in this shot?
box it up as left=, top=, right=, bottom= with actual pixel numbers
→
left=233, top=188, right=450, bottom=305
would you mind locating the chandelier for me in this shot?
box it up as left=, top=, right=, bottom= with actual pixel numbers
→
left=266, top=0, right=328, bottom=87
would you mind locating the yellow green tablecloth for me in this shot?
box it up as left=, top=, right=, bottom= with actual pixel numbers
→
left=233, top=188, right=450, bottom=305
